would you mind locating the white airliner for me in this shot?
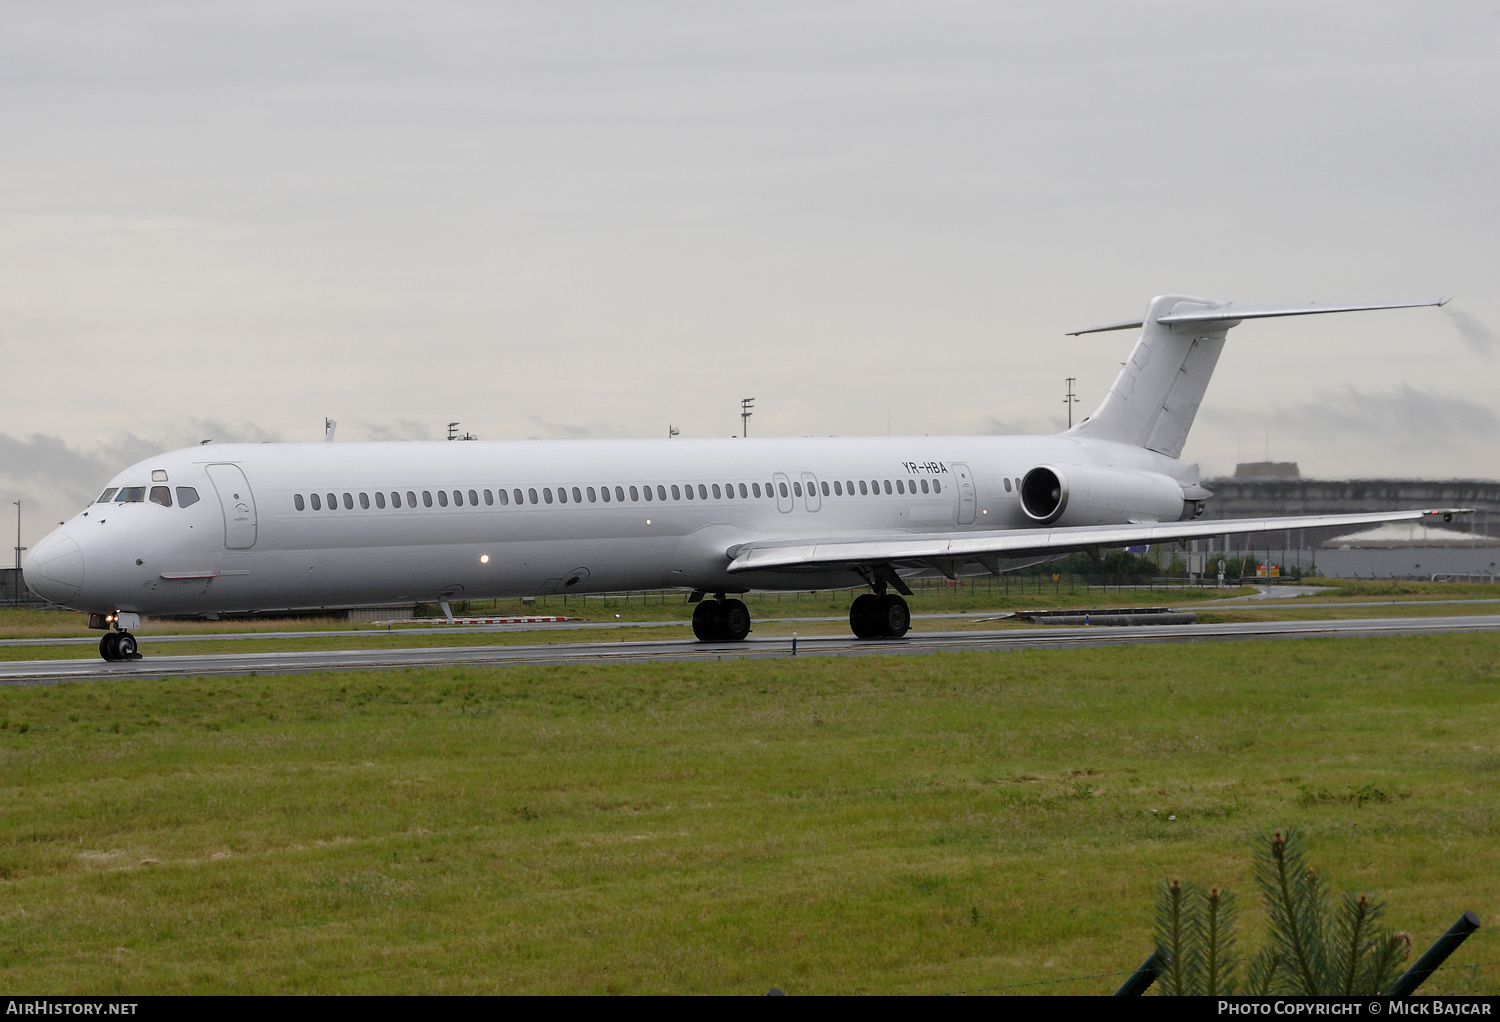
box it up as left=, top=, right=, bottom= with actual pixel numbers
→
left=24, top=294, right=1468, bottom=661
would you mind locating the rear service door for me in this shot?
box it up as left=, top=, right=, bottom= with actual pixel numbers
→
left=951, top=462, right=977, bottom=525
left=207, top=463, right=258, bottom=549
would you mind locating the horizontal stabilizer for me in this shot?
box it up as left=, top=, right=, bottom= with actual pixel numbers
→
left=1067, top=299, right=1447, bottom=336
left=726, top=508, right=1471, bottom=575
left=1157, top=298, right=1449, bottom=325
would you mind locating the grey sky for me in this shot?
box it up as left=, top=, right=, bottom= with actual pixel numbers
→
left=3, top=1, right=1498, bottom=548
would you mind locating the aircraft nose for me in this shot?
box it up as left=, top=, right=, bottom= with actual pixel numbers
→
left=23, top=532, right=85, bottom=605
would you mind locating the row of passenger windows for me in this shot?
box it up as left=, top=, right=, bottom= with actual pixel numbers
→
left=292, top=476, right=942, bottom=512
left=97, top=486, right=201, bottom=508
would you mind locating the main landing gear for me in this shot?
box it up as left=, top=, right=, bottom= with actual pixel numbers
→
left=692, top=596, right=752, bottom=642
left=90, top=612, right=143, bottom=662
left=849, top=592, right=911, bottom=639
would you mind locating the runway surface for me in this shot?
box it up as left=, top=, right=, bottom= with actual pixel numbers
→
left=3, top=613, right=1499, bottom=685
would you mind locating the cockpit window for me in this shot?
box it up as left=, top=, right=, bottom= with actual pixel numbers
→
left=149, top=486, right=173, bottom=507
left=176, top=487, right=200, bottom=508
left=97, top=488, right=118, bottom=503
left=114, top=487, right=146, bottom=502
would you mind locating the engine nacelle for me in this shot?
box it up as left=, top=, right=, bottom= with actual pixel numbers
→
left=1020, top=464, right=1198, bottom=526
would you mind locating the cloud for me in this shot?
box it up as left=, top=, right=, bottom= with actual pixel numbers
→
left=524, top=417, right=631, bottom=440
left=0, top=422, right=282, bottom=540
left=1201, top=386, right=1498, bottom=452
left=976, top=415, right=1066, bottom=437
left=1446, top=308, right=1497, bottom=357
left=358, top=419, right=434, bottom=442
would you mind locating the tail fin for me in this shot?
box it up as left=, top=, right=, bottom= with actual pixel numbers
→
left=1064, top=295, right=1448, bottom=458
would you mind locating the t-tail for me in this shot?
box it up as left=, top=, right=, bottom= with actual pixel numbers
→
left=1064, top=295, right=1449, bottom=458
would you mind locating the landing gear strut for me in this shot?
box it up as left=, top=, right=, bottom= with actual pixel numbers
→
left=849, top=592, right=910, bottom=639
left=692, top=597, right=752, bottom=642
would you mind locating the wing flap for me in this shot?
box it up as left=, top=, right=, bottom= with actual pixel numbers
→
left=726, top=509, right=1469, bottom=573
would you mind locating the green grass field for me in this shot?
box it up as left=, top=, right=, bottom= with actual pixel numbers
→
left=2, top=632, right=1497, bottom=994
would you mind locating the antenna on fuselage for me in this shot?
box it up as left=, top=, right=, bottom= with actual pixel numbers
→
left=668, top=425, right=680, bottom=439
left=325, top=418, right=337, bottom=442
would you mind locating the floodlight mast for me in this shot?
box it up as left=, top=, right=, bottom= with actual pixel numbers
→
left=741, top=398, right=754, bottom=437
left=12, top=501, right=22, bottom=606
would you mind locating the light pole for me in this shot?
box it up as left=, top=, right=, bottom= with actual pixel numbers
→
left=12, top=501, right=22, bottom=606
left=1064, top=378, right=1079, bottom=428
left=740, top=397, right=754, bottom=437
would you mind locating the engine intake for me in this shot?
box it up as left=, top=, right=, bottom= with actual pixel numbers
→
left=1020, top=466, right=1068, bottom=523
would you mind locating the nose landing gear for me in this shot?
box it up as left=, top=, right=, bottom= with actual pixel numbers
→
left=691, top=595, right=752, bottom=642
left=90, top=612, right=143, bottom=662
left=99, top=631, right=141, bottom=662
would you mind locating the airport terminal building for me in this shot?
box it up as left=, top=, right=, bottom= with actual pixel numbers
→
left=1197, top=464, right=1500, bottom=580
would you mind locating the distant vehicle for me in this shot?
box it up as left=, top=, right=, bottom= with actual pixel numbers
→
left=24, top=294, right=1466, bottom=661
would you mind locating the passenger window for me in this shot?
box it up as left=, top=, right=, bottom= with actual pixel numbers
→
left=779, top=482, right=789, bottom=498
left=655, top=485, right=666, bottom=501
left=326, top=493, right=336, bottom=509
left=793, top=481, right=802, bottom=497
left=600, top=486, right=610, bottom=503
left=630, top=486, right=641, bottom=501
left=453, top=490, right=463, bottom=506
left=712, top=484, right=721, bottom=499
left=483, top=490, right=492, bottom=506
left=933, top=480, right=941, bottom=493
left=543, top=488, right=554, bottom=504
left=616, top=486, right=626, bottom=502
left=643, top=485, right=653, bottom=502
left=695, top=484, right=705, bottom=499
left=883, top=480, right=892, bottom=494
left=752, top=483, right=762, bottom=498
left=1004, top=478, right=1012, bottom=492
left=407, top=491, right=417, bottom=507
left=470, top=489, right=479, bottom=506
left=497, top=489, right=508, bottom=506
left=360, top=492, right=370, bottom=509
left=738, top=483, right=748, bottom=498
left=587, top=487, right=596, bottom=503
left=859, top=480, right=868, bottom=495
left=821, top=481, right=830, bottom=496
left=572, top=486, right=582, bottom=503
left=423, top=491, right=433, bottom=508
left=145, top=485, right=171, bottom=507
left=339, top=493, right=350, bottom=509
left=672, top=485, right=682, bottom=500
left=98, top=488, right=119, bottom=503
left=833, top=481, right=842, bottom=495
left=391, top=492, right=402, bottom=508
left=311, top=493, right=322, bottom=510
left=516, top=489, right=526, bottom=505
left=294, top=494, right=305, bottom=511
left=896, top=480, right=905, bottom=494
left=557, top=487, right=568, bottom=504
left=846, top=480, right=855, bottom=494
left=376, top=492, right=386, bottom=508
left=921, top=478, right=930, bottom=494
left=438, top=491, right=449, bottom=507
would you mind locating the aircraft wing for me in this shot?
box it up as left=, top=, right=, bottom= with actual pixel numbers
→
left=725, top=508, right=1470, bottom=574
